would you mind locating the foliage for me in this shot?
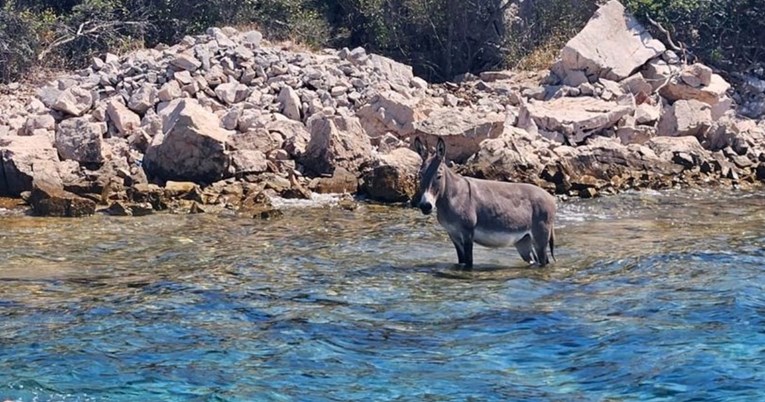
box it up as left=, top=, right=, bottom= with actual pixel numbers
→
left=624, top=0, right=765, bottom=69
left=0, top=0, right=763, bottom=84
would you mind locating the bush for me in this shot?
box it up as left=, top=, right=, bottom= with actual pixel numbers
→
left=0, top=8, right=39, bottom=83
left=624, top=0, right=765, bottom=70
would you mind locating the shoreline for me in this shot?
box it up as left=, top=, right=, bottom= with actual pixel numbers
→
left=1, top=1, right=764, bottom=218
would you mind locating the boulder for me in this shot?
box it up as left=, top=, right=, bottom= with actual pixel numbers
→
left=171, top=53, right=202, bottom=71
left=356, top=91, right=431, bottom=138
left=128, top=85, right=159, bottom=114
left=647, top=136, right=710, bottom=167
left=144, top=99, right=231, bottom=183
left=557, top=0, right=665, bottom=81
left=660, top=72, right=731, bottom=106
left=657, top=99, right=712, bottom=137
left=106, top=99, right=141, bottom=135
left=230, top=150, right=268, bottom=175
left=368, top=54, right=414, bottom=89
left=679, top=63, right=713, bottom=88
left=55, top=117, right=107, bottom=163
left=52, top=86, right=94, bottom=116
left=215, top=81, right=250, bottom=105
left=464, top=126, right=554, bottom=188
left=523, top=96, right=633, bottom=144
left=413, top=109, right=505, bottom=163
left=301, top=113, right=372, bottom=176
left=23, top=114, right=56, bottom=135
left=360, top=147, right=421, bottom=202
left=0, top=135, right=60, bottom=196
left=28, top=178, right=95, bottom=217
left=308, top=167, right=358, bottom=194
left=277, top=86, right=302, bottom=121
left=228, top=128, right=284, bottom=153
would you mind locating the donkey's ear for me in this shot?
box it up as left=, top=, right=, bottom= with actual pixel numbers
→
left=436, top=137, right=446, bottom=159
left=414, top=137, right=427, bottom=158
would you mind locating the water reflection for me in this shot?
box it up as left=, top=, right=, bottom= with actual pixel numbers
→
left=1, top=189, right=764, bottom=401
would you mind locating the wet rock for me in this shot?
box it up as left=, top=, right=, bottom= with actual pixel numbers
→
left=28, top=178, right=95, bottom=217
left=0, top=135, right=60, bottom=196
left=556, top=0, right=665, bottom=81
left=106, top=200, right=154, bottom=216
left=144, top=99, right=231, bottom=183
left=360, top=147, right=421, bottom=202
left=301, top=113, right=372, bottom=176
left=55, top=117, right=107, bottom=164
left=413, top=109, right=505, bottom=163
left=308, top=167, right=358, bottom=194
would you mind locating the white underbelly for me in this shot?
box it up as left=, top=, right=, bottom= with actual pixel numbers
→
left=473, top=229, right=529, bottom=248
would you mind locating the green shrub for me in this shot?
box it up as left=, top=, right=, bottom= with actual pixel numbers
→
left=0, top=8, right=39, bottom=83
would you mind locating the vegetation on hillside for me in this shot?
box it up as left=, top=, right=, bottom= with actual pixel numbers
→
left=0, top=0, right=763, bottom=83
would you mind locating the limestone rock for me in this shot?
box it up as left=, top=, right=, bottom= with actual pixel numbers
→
left=660, top=73, right=731, bottom=106
left=28, top=178, right=95, bottom=217
left=144, top=99, right=231, bottom=183
left=55, top=117, right=107, bottom=163
left=106, top=99, right=141, bottom=135
left=557, top=0, right=665, bottom=81
left=171, top=53, right=202, bottom=71
left=413, top=109, right=505, bottom=163
left=301, top=113, right=372, bottom=175
left=523, top=96, right=633, bottom=144
left=0, top=135, right=60, bottom=196
left=357, top=91, right=430, bottom=138
left=360, top=147, right=421, bottom=202
left=128, top=85, right=159, bottom=114
left=308, top=167, right=358, bottom=194
left=278, top=86, right=302, bottom=121
left=231, top=150, right=268, bottom=175
left=657, top=99, right=712, bottom=137
left=52, top=86, right=94, bottom=116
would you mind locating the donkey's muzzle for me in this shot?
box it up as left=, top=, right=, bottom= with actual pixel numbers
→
left=418, top=201, right=433, bottom=215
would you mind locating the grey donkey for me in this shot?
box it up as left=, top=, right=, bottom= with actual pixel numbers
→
left=413, top=136, right=557, bottom=269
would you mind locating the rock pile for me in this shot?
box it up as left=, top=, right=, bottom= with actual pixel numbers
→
left=0, top=1, right=763, bottom=217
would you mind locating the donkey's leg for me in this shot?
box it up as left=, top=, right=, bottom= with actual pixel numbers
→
left=514, top=234, right=535, bottom=264
left=531, top=224, right=551, bottom=267
left=462, top=238, right=474, bottom=270
left=448, top=233, right=466, bottom=265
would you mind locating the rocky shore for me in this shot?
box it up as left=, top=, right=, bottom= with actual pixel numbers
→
left=1, top=0, right=763, bottom=218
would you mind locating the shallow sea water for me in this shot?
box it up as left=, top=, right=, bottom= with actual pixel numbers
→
left=1, top=189, right=764, bottom=401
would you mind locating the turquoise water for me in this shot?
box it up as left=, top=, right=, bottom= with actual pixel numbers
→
left=1, top=189, right=764, bottom=401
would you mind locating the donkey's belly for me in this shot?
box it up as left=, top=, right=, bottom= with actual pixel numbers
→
left=473, top=228, right=529, bottom=248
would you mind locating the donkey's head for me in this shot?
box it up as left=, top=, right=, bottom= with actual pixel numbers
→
left=413, top=136, right=447, bottom=215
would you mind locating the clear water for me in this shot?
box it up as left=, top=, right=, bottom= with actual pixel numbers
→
left=1, top=189, right=764, bottom=401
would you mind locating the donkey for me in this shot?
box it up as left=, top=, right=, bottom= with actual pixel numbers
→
left=413, top=136, right=557, bottom=269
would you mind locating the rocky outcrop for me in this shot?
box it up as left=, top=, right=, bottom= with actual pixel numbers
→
left=554, top=0, right=665, bottom=82
left=144, top=99, right=231, bottom=183
left=0, top=0, right=762, bottom=217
